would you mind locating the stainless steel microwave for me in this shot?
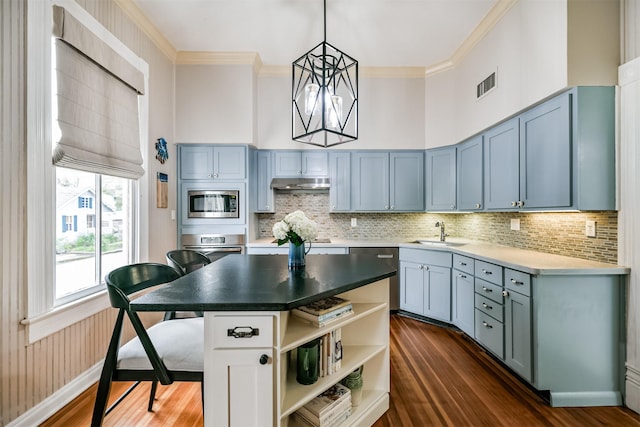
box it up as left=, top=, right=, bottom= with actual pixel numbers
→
left=187, top=190, right=239, bottom=218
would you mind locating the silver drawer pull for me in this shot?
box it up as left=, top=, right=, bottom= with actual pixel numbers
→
left=377, top=254, right=394, bottom=259
left=482, top=286, right=492, bottom=293
left=482, top=321, right=493, bottom=329
left=459, top=274, right=467, bottom=279
left=510, top=278, right=524, bottom=285
left=459, top=262, right=467, bottom=266
left=227, top=326, right=260, bottom=338
left=482, top=269, right=492, bottom=275
left=482, top=302, right=492, bottom=310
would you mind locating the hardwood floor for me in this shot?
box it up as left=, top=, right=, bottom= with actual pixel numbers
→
left=41, top=314, right=640, bottom=426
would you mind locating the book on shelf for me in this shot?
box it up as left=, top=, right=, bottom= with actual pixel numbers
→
left=296, top=395, right=352, bottom=426
left=295, top=296, right=352, bottom=317
left=333, top=327, right=342, bottom=372
left=299, top=382, right=351, bottom=419
left=293, top=308, right=354, bottom=328
left=294, top=406, right=351, bottom=427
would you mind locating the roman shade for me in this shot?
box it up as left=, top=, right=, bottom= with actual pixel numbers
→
left=51, top=5, right=145, bottom=179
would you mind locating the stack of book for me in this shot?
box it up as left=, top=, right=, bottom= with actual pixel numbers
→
left=293, top=383, right=352, bottom=427
left=292, top=296, right=353, bottom=327
left=318, top=328, right=342, bottom=377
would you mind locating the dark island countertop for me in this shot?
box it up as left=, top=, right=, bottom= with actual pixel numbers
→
left=130, top=254, right=397, bottom=312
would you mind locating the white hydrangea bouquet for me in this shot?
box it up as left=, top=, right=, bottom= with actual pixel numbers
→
left=272, top=210, right=318, bottom=247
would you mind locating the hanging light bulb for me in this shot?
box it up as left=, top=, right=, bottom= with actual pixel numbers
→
left=304, top=83, right=320, bottom=115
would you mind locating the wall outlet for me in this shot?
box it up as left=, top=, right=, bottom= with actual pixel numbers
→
left=586, top=220, right=596, bottom=237
left=510, top=218, right=520, bottom=231
left=351, top=218, right=357, bottom=228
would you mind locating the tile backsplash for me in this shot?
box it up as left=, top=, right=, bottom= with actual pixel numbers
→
left=257, top=193, right=618, bottom=264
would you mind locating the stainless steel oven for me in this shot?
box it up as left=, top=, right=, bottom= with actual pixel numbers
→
left=187, top=190, right=239, bottom=218
left=181, top=233, right=245, bottom=262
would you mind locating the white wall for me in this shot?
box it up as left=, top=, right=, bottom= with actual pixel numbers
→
left=425, top=0, right=568, bottom=148
left=175, top=64, right=255, bottom=144
left=256, top=72, right=426, bottom=150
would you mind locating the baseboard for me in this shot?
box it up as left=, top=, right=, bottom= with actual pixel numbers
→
left=6, top=362, right=102, bottom=427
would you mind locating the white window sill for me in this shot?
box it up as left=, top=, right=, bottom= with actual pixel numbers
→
left=21, top=291, right=111, bottom=344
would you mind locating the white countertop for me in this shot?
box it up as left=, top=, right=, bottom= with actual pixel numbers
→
left=247, top=237, right=629, bottom=276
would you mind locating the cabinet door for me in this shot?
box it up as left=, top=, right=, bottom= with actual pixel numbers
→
left=425, top=147, right=456, bottom=211
left=301, top=151, right=328, bottom=176
left=452, top=270, right=475, bottom=336
left=390, top=151, right=424, bottom=211
left=208, top=348, right=274, bottom=427
left=352, top=152, right=390, bottom=211
left=273, top=151, right=302, bottom=176
left=505, top=290, right=532, bottom=382
left=484, top=118, right=520, bottom=209
left=424, top=265, right=451, bottom=322
left=255, top=151, right=274, bottom=212
left=213, top=146, right=246, bottom=180
left=180, top=146, right=214, bottom=180
left=457, top=136, right=484, bottom=211
left=519, top=93, right=571, bottom=209
left=400, top=261, right=424, bottom=314
left=329, top=151, right=351, bottom=212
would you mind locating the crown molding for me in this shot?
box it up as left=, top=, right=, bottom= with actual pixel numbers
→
left=176, top=51, right=263, bottom=72
left=425, top=0, right=518, bottom=77
left=114, top=0, right=177, bottom=62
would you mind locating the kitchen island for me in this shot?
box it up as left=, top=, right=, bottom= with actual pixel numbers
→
left=131, top=254, right=396, bottom=427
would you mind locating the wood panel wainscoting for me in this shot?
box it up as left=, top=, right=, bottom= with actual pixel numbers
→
left=41, top=315, right=640, bottom=426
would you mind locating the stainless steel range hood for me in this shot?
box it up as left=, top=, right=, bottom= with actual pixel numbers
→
left=270, top=177, right=330, bottom=191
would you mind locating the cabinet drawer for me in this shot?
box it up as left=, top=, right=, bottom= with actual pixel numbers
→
left=474, top=278, right=504, bottom=304
left=475, top=309, right=504, bottom=359
left=399, top=248, right=452, bottom=268
left=209, top=315, right=274, bottom=349
left=505, top=268, right=531, bottom=296
left=453, top=254, right=474, bottom=275
left=475, top=294, right=504, bottom=323
left=475, top=260, right=503, bottom=285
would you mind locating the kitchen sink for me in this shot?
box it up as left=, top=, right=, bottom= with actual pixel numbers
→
left=412, top=239, right=466, bottom=247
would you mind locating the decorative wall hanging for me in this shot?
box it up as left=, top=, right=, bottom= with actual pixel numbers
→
left=155, top=137, right=169, bottom=164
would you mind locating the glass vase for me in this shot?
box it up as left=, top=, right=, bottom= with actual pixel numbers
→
left=288, top=242, right=305, bottom=269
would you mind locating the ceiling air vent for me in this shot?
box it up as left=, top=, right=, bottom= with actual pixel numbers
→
left=476, top=71, right=496, bottom=100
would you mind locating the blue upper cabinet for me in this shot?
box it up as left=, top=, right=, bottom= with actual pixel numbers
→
left=180, top=145, right=246, bottom=180
left=352, top=151, right=424, bottom=212
left=351, top=152, right=390, bottom=211
left=390, top=152, right=424, bottom=211
left=425, top=146, right=457, bottom=211
left=254, top=150, right=274, bottom=212
left=456, top=136, right=484, bottom=211
left=519, top=92, right=571, bottom=209
left=483, top=86, right=615, bottom=211
left=484, top=118, right=520, bottom=210
left=329, top=151, right=351, bottom=212
left=273, top=151, right=328, bottom=177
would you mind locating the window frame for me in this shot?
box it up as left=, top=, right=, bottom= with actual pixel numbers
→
left=24, top=0, right=150, bottom=344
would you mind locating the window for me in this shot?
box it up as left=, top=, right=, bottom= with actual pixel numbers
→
left=24, top=0, right=150, bottom=344
left=55, top=168, right=133, bottom=304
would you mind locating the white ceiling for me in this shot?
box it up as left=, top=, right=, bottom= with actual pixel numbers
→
left=132, top=0, right=498, bottom=68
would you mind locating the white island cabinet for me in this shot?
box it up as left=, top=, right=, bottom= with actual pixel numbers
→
left=204, top=278, right=390, bottom=427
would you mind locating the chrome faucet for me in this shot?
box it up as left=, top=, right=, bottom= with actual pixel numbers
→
left=435, top=221, right=448, bottom=242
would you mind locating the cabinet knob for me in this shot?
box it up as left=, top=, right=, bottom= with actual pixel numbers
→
left=259, top=354, right=269, bottom=365
left=385, top=205, right=389, bottom=210
left=482, top=302, right=492, bottom=310
left=213, top=173, right=219, bottom=178
left=482, top=286, right=492, bottom=293
left=475, top=203, right=481, bottom=209
left=208, top=173, right=213, bottom=178
left=481, top=269, right=492, bottom=275
left=518, top=200, right=525, bottom=208
left=482, top=321, right=493, bottom=329
left=332, top=205, right=336, bottom=209
left=450, top=204, right=455, bottom=209
left=510, top=278, right=524, bottom=285
left=502, top=290, right=510, bottom=297
left=458, top=274, right=467, bottom=279
left=390, top=205, right=395, bottom=210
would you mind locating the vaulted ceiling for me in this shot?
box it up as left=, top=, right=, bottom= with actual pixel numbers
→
left=131, top=0, right=500, bottom=68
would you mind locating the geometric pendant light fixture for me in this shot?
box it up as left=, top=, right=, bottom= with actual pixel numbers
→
left=292, top=0, right=358, bottom=147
